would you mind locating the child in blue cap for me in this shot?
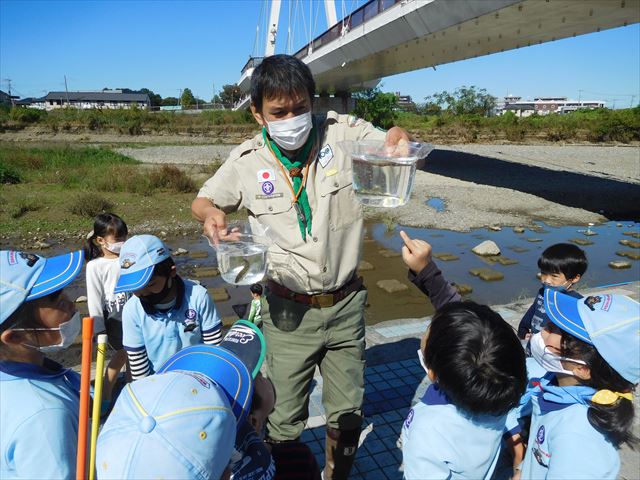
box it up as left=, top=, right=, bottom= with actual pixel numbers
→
left=97, top=320, right=274, bottom=480
left=0, top=249, right=84, bottom=478
left=399, top=231, right=528, bottom=479
left=507, top=289, right=639, bottom=480
left=114, top=234, right=222, bottom=380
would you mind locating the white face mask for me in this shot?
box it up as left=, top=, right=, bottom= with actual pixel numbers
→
left=105, top=241, right=124, bottom=254
left=530, top=332, right=586, bottom=376
left=17, top=311, right=81, bottom=353
left=266, top=111, right=312, bottom=151
left=417, top=349, right=429, bottom=374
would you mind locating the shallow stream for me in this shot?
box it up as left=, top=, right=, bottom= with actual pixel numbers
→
left=18, top=220, right=640, bottom=326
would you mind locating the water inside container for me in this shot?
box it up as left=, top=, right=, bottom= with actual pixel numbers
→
left=352, top=155, right=417, bottom=207
left=338, top=140, right=433, bottom=208
left=216, top=241, right=268, bottom=285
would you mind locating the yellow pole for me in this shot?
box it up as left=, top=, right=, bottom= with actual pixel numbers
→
left=89, top=334, right=107, bottom=480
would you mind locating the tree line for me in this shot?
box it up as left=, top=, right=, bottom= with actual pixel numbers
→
left=111, top=85, right=243, bottom=109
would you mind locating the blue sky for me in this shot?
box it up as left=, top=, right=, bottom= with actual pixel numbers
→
left=1, top=0, right=638, bottom=107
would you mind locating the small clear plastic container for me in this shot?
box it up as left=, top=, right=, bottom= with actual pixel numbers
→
left=204, top=222, right=270, bottom=285
left=338, top=140, right=433, bottom=207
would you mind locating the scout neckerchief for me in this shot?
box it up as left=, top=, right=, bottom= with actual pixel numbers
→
left=263, top=119, right=317, bottom=241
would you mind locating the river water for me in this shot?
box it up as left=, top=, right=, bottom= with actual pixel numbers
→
left=13, top=220, right=639, bottom=326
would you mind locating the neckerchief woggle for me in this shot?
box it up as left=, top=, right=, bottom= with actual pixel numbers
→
left=262, top=120, right=317, bottom=241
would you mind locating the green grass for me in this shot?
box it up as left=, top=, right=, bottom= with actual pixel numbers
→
left=0, top=107, right=257, bottom=135
left=395, top=107, right=640, bottom=143
left=0, top=144, right=223, bottom=240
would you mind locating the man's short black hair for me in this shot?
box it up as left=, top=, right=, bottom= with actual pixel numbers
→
left=250, top=283, right=263, bottom=295
left=152, top=257, right=175, bottom=278
left=538, top=243, right=588, bottom=280
left=423, top=301, right=527, bottom=416
left=250, top=54, right=315, bottom=112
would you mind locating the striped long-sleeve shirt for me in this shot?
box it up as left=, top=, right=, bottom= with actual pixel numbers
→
left=122, top=277, right=222, bottom=379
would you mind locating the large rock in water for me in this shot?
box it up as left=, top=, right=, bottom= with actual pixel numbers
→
left=472, top=240, right=501, bottom=256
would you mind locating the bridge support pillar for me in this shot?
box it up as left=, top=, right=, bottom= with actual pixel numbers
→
left=313, top=92, right=355, bottom=115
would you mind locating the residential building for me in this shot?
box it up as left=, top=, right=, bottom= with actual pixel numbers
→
left=41, top=90, right=150, bottom=110
left=497, top=95, right=605, bottom=116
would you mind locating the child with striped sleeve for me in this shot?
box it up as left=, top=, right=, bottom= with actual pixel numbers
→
left=114, top=235, right=222, bottom=379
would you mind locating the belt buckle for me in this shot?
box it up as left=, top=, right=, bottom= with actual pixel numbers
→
left=313, top=293, right=334, bottom=309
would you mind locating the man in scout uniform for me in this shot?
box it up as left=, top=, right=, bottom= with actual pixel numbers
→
left=191, top=54, right=412, bottom=479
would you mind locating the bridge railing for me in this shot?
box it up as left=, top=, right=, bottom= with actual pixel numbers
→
left=294, top=0, right=402, bottom=60
left=241, top=57, right=264, bottom=75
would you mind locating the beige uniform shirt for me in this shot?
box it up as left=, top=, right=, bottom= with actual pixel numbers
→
left=198, top=111, right=386, bottom=294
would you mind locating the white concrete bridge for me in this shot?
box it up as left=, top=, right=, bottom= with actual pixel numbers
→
left=235, top=0, right=640, bottom=110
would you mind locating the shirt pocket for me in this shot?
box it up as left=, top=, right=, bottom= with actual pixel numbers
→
left=319, top=170, right=363, bottom=231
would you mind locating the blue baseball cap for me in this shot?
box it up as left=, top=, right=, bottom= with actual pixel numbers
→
left=97, top=371, right=236, bottom=480
left=114, top=235, right=170, bottom=293
left=0, top=250, right=84, bottom=326
left=158, top=321, right=266, bottom=425
left=544, top=288, right=640, bottom=384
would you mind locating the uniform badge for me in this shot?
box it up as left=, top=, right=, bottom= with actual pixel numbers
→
left=318, top=145, right=333, bottom=168
left=257, top=169, right=276, bottom=196
left=184, top=309, right=197, bottom=332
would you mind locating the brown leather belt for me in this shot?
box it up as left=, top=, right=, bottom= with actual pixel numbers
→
left=267, top=276, right=364, bottom=309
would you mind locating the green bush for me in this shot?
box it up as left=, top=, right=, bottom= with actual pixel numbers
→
left=9, top=108, right=47, bottom=123
left=9, top=198, right=40, bottom=219
left=69, top=193, right=114, bottom=217
left=0, top=161, right=22, bottom=184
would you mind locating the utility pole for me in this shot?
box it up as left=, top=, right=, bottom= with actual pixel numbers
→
left=578, top=90, right=582, bottom=103
left=2, top=79, right=13, bottom=106
left=64, top=75, right=70, bottom=107
left=630, top=95, right=636, bottom=108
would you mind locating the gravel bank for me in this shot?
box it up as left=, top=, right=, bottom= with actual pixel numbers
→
left=117, top=143, right=640, bottom=231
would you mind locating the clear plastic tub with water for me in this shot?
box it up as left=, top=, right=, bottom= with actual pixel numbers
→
left=204, top=222, right=270, bottom=285
left=338, top=140, right=433, bottom=208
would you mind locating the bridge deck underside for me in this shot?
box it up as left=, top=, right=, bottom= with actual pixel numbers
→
left=307, top=0, right=639, bottom=93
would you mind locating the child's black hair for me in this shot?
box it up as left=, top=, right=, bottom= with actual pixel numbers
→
left=250, top=54, right=315, bottom=113
left=538, top=243, right=588, bottom=280
left=84, top=213, right=128, bottom=261
left=423, top=301, right=527, bottom=416
left=562, top=333, right=638, bottom=448
left=250, top=283, right=263, bottom=295
left=152, top=257, right=176, bottom=278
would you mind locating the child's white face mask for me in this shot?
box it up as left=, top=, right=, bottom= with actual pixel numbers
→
left=530, top=331, right=586, bottom=376
left=105, top=241, right=124, bottom=254
left=266, top=112, right=312, bottom=151
left=16, top=311, right=81, bottom=353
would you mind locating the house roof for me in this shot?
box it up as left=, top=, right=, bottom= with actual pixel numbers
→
left=44, top=91, right=150, bottom=102
left=505, top=103, right=535, bottom=111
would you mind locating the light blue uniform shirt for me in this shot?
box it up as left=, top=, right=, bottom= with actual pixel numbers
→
left=122, top=278, right=221, bottom=375
left=506, top=367, right=619, bottom=479
left=402, top=384, right=506, bottom=480
left=0, top=359, right=81, bottom=479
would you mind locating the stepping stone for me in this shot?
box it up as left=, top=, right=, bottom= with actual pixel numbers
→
left=173, top=247, right=189, bottom=256
left=509, top=246, right=529, bottom=253
left=623, top=231, right=640, bottom=239
left=495, top=256, right=519, bottom=266
left=358, top=260, right=374, bottom=271
left=469, top=268, right=504, bottom=282
left=378, top=249, right=401, bottom=258
left=609, top=261, right=632, bottom=270
left=376, top=279, right=409, bottom=293
left=75, top=296, right=87, bottom=303
left=569, top=238, right=594, bottom=246
left=616, top=250, right=640, bottom=261
left=208, top=287, right=230, bottom=302
left=488, top=225, right=502, bottom=231
left=513, top=227, right=525, bottom=234
left=620, top=239, right=640, bottom=249
left=472, top=240, right=500, bottom=256
left=433, top=253, right=459, bottom=261
left=192, top=266, right=219, bottom=278
left=526, top=238, right=543, bottom=243
left=583, top=230, right=598, bottom=236
left=453, top=283, right=473, bottom=295
left=189, top=250, right=209, bottom=259
left=430, top=233, right=444, bottom=238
